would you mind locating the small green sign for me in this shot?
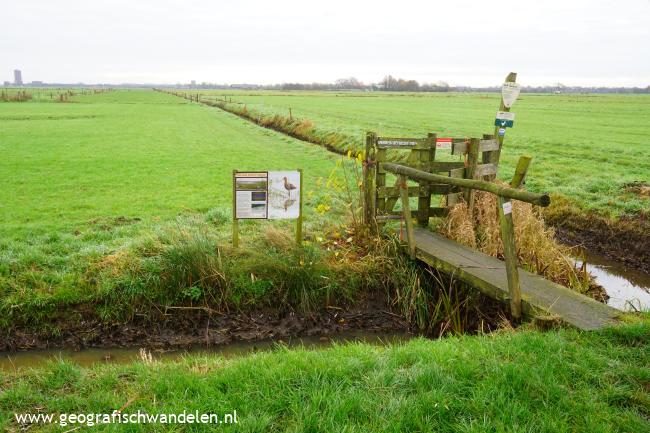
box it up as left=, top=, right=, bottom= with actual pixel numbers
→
left=495, top=111, right=515, bottom=128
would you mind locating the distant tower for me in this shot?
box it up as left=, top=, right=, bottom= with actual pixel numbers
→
left=13, top=70, right=23, bottom=86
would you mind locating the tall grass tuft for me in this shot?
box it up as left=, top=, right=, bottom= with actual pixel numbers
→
left=439, top=190, right=596, bottom=294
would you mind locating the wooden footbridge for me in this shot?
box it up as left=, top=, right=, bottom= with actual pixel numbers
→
left=361, top=74, right=621, bottom=330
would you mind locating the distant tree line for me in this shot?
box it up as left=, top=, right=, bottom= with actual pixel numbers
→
left=261, top=77, right=650, bottom=93
left=12, top=78, right=647, bottom=94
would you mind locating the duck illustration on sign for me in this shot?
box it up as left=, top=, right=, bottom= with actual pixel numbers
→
left=268, top=171, right=301, bottom=219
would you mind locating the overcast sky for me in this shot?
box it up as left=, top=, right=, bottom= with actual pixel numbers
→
left=2, top=0, right=649, bottom=86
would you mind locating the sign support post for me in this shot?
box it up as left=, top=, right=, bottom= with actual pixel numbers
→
left=296, top=169, right=303, bottom=245
left=489, top=72, right=518, bottom=178
left=232, top=170, right=239, bottom=248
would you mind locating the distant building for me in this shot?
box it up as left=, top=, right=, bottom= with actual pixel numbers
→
left=31, top=81, right=44, bottom=86
left=3, top=81, right=10, bottom=87
left=191, top=80, right=196, bottom=87
left=13, top=69, right=23, bottom=86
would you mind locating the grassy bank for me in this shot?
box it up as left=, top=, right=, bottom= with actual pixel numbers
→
left=0, top=89, right=623, bottom=338
left=2, top=317, right=648, bottom=432
left=2, top=89, right=490, bottom=340
left=0, top=90, right=368, bottom=332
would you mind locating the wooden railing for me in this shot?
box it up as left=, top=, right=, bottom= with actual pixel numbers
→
left=381, top=157, right=550, bottom=319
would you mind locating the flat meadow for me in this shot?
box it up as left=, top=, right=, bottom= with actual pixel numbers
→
left=0, top=90, right=359, bottom=327
left=196, top=90, right=650, bottom=216
left=1, top=89, right=649, bottom=433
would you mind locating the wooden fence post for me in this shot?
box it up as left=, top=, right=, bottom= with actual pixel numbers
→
left=416, top=133, right=436, bottom=227
left=399, top=175, right=416, bottom=259
left=465, top=138, right=480, bottom=213
left=363, top=132, right=377, bottom=232
left=498, top=196, right=521, bottom=319
left=510, top=155, right=532, bottom=188
left=376, top=141, right=387, bottom=215
left=497, top=155, right=532, bottom=320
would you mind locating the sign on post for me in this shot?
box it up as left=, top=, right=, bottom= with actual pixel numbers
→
left=232, top=170, right=303, bottom=247
left=501, top=82, right=521, bottom=108
left=234, top=172, right=269, bottom=219
left=495, top=111, right=515, bottom=128
left=436, top=137, right=453, bottom=150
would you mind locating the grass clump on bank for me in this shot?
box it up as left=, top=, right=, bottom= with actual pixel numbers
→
left=2, top=316, right=648, bottom=432
left=438, top=190, right=600, bottom=297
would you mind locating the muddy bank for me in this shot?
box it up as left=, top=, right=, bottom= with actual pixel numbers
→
left=546, top=205, right=650, bottom=275
left=1, top=295, right=410, bottom=352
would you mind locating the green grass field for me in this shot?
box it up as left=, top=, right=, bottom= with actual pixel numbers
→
left=0, top=90, right=371, bottom=327
left=196, top=91, right=650, bottom=217
left=0, top=90, right=340, bottom=235
left=2, top=318, right=648, bottom=432
left=2, top=90, right=648, bottom=433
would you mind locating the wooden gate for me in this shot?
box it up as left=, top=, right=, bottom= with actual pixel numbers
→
left=363, top=132, right=502, bottom=229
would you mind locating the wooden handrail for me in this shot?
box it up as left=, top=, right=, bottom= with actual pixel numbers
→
left=381, top=162, right=550, bottom=207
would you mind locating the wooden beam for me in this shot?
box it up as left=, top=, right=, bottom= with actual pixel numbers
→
left=376, top=137, right=427, bottom=149
left=510, top=155, right=532, bottom=188
left=378, top=184, right=456, bottom=198
left=475, top=163, right=498, bottom=177
left=452, top=138, right=500, bottom=155
left=381, top=162, right=550, bottom=207
left=431, top=161, right=466, bottom=172
left=384, top=208, right=449, bottom=218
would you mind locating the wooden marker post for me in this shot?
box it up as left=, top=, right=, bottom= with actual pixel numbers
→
left=497, top=155, right=532, bottom=320
left=498, top=196, right=520, bottom=319
left=489, top=72, right=518, bottom=178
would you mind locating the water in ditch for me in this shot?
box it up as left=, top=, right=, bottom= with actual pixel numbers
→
left=0, top=330, right=411, bottom=372
left=575, top=250, right=650, bottom=312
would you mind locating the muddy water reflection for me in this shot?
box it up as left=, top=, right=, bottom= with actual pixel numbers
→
left=576, top=251, right=650, bottom=311
left=0, top=330, right=411, bottom=372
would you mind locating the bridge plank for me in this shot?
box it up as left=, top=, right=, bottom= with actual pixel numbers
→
left=410, top=227, right=622, bottom=330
